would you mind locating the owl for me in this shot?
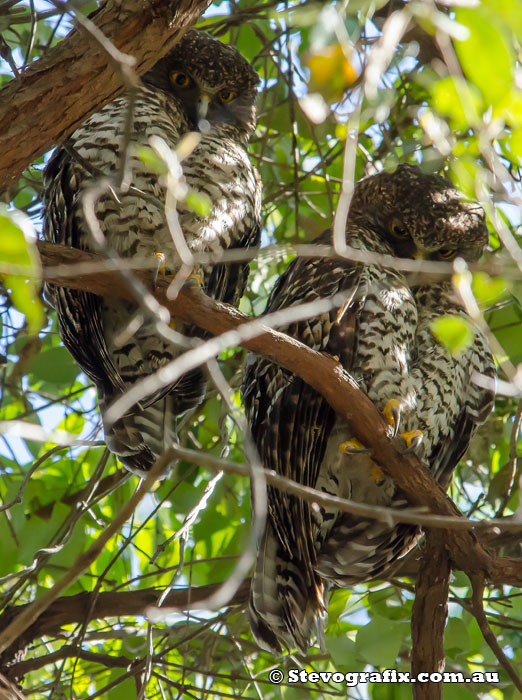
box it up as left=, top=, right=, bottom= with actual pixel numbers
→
left=44, top=29, right=261, bottom=474
left=242, top=163, right=495, bottom=654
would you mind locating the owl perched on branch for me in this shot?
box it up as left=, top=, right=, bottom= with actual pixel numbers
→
left=242, top=163, right=495, bottom=654
left=44, top=30, right=261, bottom=474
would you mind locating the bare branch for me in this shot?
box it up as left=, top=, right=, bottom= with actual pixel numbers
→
left=1, top=581, right=249, bottom=675
left=470, top=574, right=522, bottom=693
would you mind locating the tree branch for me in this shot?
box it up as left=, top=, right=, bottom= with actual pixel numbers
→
left=470, top=574, right=522, bottom=692
left=0, top=0, right=211, bottom=192
left=411, top=531, right=451, bottom=700
left=35, top=240, right=522, bottom=590
left=1, top=581, right=250, bottom=673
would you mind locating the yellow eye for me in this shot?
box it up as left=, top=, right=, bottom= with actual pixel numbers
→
left=390, top=220, right=408, bottom=238
left=219, top=89, right=236, bottom=103
left=171, top=72, right=192, bottom=88
left=439, top=248, right=456, bottom=259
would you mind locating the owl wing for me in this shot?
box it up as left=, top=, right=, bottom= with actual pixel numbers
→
left=205, top=217, right=261, bottom=306
left=43, top=146, right=126, bottom=397
left=243, top=229, right=365, bottom=553
left=421, top=316, right=495, bottom=490
left=201, top=158, right=262, bottom=307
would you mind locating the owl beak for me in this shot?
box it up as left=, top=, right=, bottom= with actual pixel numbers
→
left=198, top=93, right=211, bottom=120
left=413, top=250, right=425, bottom=260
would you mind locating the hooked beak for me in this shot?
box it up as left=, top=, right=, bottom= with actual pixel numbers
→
left=198, top=93, right=211, bottom=121
left=413, top=250, right=426, bottom=260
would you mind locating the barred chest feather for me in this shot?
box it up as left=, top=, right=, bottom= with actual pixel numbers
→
left=68, top=87, right=258, bottom=271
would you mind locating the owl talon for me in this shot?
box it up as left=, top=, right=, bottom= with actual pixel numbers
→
left=370, top=463, right=386, bottom=485
left=339, top=438, right=372, bottom=454
left=382, top=399, right=402, bottom=437
left=184, top=272, right=204, bottom=288
left=399, top=430, right=423, bottom=452
left=153, top=252, right=166, bottom=288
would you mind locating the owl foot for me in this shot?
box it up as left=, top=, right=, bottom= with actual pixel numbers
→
left=339, top=438, right=372, bottom=454
left=184, top=271, right=204, bottom=288
left=382, top=399, right=402, bottom=437
left=399, top=429, right=423, bottom=452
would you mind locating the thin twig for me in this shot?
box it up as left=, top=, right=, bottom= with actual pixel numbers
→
left=470, top=574, right=522, bottom=693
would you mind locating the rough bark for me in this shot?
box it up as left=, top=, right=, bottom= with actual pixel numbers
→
left=0, top=0, right=212, bottom=193
left=411, top=531, right=451, bottom=700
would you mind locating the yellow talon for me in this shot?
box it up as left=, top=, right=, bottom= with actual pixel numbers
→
left=382, top=399, right=402, bottom=436
left=370, top=463, right=385, bottom=484
left=154, top=252, right=167, bottom=286
left=339, top=438, right=371, bottom=454
left=187, top=271, right=204, bottom=286
left=400, top=429, right=423, bottom=451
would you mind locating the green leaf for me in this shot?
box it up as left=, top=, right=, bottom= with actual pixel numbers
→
left=54, top=412, right=85, bottom=437
left=445, top=616, right=470, bottom=653
left=454, top=7, right=514, bottom=106
left=0, top=206, right=43, bottom=333
left=325, top=634, right=358, bottom=671
left=185, top=189, right=212, bottom=217
left=372, top=683, right=415, bottom=700
left=28, top=346, right=79, bottom=384
left=482, top=0, right=522, bottom=43
left=234, top=24, right=265, bottom=62
left=107, top=671, right=137, bottom=700
left=355, top=617, right=408, bottom=666
left=136, top=145, right=168, bottom=175
left=326, top=588, right=351, bottom=628
left=18, top=503, right=69, bottom=565
left=495, top=88, right=522, bottom=128
left=430, top=315, right=474, bottom=357
left=431, top=77, right=482, bottom=130
left=472, top=272, right=509, bottom=307
left=443, top=686, right=477, bottom=700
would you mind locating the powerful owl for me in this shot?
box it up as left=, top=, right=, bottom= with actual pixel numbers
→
left=242, top=163, right=495, bottom=654
left=44, top=30, right=261, bottom=474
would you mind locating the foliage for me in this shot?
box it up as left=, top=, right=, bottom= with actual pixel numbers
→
left=1, top=0, right=522, bottom=698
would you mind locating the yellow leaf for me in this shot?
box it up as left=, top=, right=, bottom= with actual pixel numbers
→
left=306, top=44, right=358, bottom=102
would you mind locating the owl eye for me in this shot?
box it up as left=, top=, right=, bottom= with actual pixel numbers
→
left=170, top=72, right=193, bottom=88
left=219, top=89, right=237, bottom=103
left=390, top=220, right=408, bottom=238
left=439, top=248, right=456, bottom=259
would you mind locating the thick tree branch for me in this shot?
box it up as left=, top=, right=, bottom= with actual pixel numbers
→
left=0, top=0, right=211, bottom=192
left=35, top=240, right=522, bottom=589
left=411, top=531, right=451, bottom=700
left=1, top=581, right=250, bottom=673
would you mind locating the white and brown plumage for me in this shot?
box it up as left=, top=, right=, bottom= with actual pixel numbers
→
left=44, top=30, right=261, bottom=474
left=242, top=163, right=495, bottom=654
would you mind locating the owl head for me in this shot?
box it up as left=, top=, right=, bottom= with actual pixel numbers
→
left=144, top=29, right=259, bottom=137
left=349, top=163, right=489, bottom=262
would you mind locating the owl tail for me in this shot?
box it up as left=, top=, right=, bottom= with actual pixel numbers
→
left=249, top=523, right=327, bottom=655
left=101, top=393, right=177, bottom=475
